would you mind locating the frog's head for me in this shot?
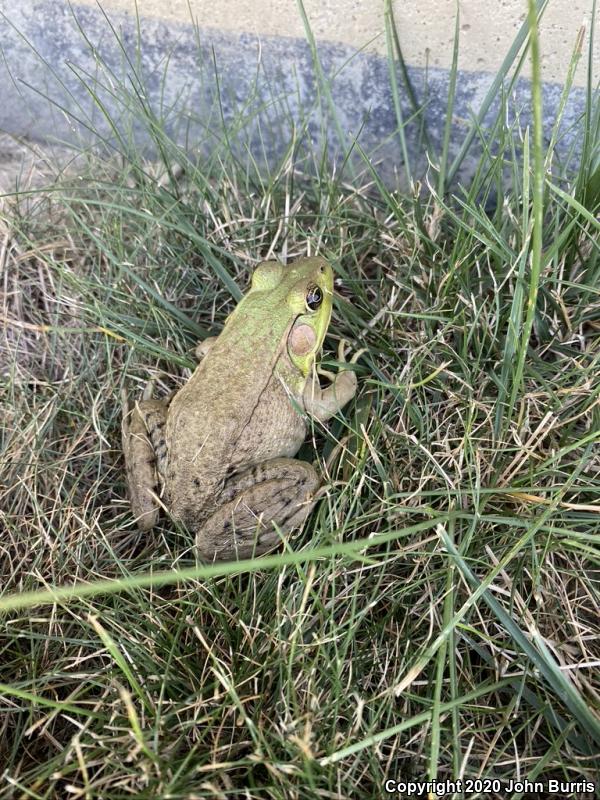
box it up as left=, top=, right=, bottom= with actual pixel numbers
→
left=251, top=256, right=334, bottom=376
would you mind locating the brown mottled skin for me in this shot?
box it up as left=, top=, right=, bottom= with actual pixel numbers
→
left=121, top=256, right=360, bottom=561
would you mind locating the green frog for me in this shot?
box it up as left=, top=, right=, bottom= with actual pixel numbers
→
left=121, top=256, right=361, bottom=561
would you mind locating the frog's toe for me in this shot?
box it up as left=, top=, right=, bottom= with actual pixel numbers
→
left=337, top=338, right=367, bottom=365
left=142, top=379, right=156, bottom=401
left=132, top=499, right=160, bottom=531
left=195, top=336, right=218, bottom=362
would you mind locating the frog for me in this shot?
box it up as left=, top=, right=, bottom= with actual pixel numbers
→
left=121, top=256, right=362, bottom=561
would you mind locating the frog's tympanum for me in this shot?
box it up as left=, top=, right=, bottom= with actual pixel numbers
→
left=122, top=256, right=360, bottom=561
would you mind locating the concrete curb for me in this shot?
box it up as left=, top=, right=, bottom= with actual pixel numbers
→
left=0, top=2, right=587, bottom=186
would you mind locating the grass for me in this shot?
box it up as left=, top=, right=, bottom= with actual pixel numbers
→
left=1, top=0, right=600, bottom=796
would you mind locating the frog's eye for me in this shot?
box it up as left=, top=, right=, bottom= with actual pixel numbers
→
left=305, top=285, right=323, bottom=311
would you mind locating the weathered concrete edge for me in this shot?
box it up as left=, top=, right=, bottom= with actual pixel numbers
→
left=0, top=2, right=587, bottom=186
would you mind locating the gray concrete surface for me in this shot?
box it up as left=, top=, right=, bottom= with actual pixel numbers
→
left=48, top=0, right=598, bottom=87
left=0, top=1, right=595, bottom=186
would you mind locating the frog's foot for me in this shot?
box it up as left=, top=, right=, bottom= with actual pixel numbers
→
left=121, top=386, right=169, bottom=531
left=195, top=336, right=218, bottom=362
left=303, top=339, right=366, bottom=422
left=195, top=458, right=320, bottom=561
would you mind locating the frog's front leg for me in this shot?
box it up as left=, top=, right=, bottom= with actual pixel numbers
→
left=196, top=458, right=320, bottom=561
left=121, top=384, right=170, bottom=531
left=303, top=340, right=365, bottom=422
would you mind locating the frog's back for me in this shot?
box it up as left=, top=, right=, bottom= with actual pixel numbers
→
left=163, top=309, right=303, bottom=525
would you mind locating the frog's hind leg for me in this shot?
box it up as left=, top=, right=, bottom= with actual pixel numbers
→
left=121, top=385, right=169, bottom=531
left=196, top=458, right=320, bottom=561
